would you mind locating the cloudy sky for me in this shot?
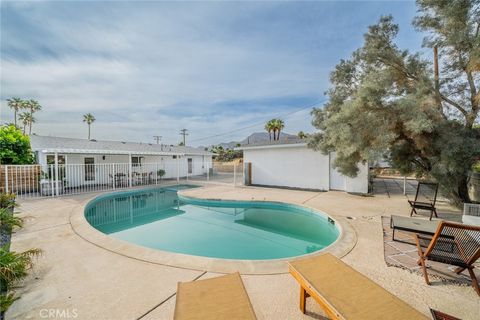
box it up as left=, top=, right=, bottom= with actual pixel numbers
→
left=0, top=0, right=426, bottom=146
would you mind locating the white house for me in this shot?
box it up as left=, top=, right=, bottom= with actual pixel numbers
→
left=237, top=140, right=369, bottom=194
left=30, top=135, right=213, bottom=189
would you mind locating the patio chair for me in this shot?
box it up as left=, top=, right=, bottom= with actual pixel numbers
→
left=415, top=221, right=480, bottom=296
left=174, top=272, right=257, bottom=320
left=288, top=253, right=428, bottom=319
left=409, top=182, right=439, bottom=220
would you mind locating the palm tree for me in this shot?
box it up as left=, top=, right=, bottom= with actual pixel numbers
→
left=23, top=100, right=41, bottom=134
left=25, top=99, right=42, bottom=114
left=6, top=98, right=23, bottom=128
left=265, top=120, right=275, bottom=141
left=18, top=112, right=33, bottom=135
left=272, top=119, right=285, bottom=141
left=83, top=113, right=96, bottom=140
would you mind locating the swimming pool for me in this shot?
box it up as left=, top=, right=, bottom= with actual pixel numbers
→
left=84, top=186, right=340, bottom=260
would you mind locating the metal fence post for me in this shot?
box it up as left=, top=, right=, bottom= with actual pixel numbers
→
left=207, top=162, right=209, bottom=181
left=5, top=166, right=9, bottom=193
left=233, top=163, right=236, bottom=187
left=403, top=176, right=406, bottom=195
left=128, top=154, right=132, bottom=188
left=176, top=156, right=180, bottom=184
left=112, top=163, right=116, bottom=190
left=54, top=152, right=59, bottom=197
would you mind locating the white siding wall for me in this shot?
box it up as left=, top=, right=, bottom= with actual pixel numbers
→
left=35, top=151, right=213, bottom=188
left=243, top=146, right=330, bottom=190
left=243, top=146, right=369, bottom=194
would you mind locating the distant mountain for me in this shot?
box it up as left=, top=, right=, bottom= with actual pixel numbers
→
left=203, top=132, right=298, bottom=150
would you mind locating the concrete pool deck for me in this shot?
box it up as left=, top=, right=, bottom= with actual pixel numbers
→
left=7, top=182, right=480, bottom=319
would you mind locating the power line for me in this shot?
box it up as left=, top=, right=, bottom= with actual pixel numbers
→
left=188, top=98, right=326, bottom=143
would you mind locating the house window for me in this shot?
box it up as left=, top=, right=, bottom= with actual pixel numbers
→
left=132, top=156, right=143, bottom=167
left=46, top=155, right=66, bottom=179
left=46, top=154, right=66, bottom=165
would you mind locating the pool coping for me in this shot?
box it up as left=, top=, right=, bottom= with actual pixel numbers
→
left=69, top=185, right=357, bottom=275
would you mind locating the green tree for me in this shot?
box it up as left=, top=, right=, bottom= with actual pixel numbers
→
left=309, top=1, right=479, bottom=204
left=6, top=98, right=23, bottom=128
left=83, top=113, right=96, bottom=140
left=297, top=131, right=308, bottom=139
left=0, top=125, right=34, bottom=165
left=211, top=145, right=224, bottom=154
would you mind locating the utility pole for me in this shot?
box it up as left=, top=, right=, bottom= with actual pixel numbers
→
left=153, top=135, right=162, bottom=144
left=179, top=129, right=188, bottom=146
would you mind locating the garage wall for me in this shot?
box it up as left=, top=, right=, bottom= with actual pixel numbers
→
left=330, top=152, right=369, bottom=194
left=243, top=146, right=369, bottom=194
left=243, top=146, right=330, bottom=190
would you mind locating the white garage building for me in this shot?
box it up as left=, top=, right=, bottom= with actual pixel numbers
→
left=237, top=140, right=369, bottom=194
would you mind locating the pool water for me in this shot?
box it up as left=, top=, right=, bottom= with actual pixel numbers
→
left=84, top=186, right=339, bottom=260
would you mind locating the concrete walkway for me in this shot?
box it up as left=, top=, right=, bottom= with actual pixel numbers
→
left=7, top=184, right=479, bottom=319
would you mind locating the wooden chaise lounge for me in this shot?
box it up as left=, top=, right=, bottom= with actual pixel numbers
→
left=174, top=272, right=257, bottom=320
left=289, top=253, right=429, bottom=320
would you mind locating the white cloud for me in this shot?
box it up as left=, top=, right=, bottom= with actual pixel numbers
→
left=0, top=1, right=420, bottom=145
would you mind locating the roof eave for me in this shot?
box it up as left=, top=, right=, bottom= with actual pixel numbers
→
left=235, top=142, right=308, bottom=151
left=34, top=148, right=183, bottom=156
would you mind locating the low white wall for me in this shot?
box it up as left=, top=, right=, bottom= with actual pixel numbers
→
left=243, top=146, right=369, bottom=194
left=243, top=146, right=330, bottom=190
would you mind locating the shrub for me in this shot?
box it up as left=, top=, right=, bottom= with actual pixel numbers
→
left=0, top=125, right=34, bottom=165
left=157, top=169, right=166, bottom=178
left=0, top=194, right=16, bottom=210
left=0, top=246, right=41, bottom=319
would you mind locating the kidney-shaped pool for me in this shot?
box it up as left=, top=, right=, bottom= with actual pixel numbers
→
left=84, top=185, right=340, bottom=260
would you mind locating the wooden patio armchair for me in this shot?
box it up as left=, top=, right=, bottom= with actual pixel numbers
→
left=409, top=182, right=439, bottom=220
left=415, top=221, right=480, bottom=296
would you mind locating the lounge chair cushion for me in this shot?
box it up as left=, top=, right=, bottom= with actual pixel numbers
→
left=391, top=215, right=440, bottom=235
left=174, top=272, right=257, bottom=320
left=289, top=254, right=428, bottom=320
